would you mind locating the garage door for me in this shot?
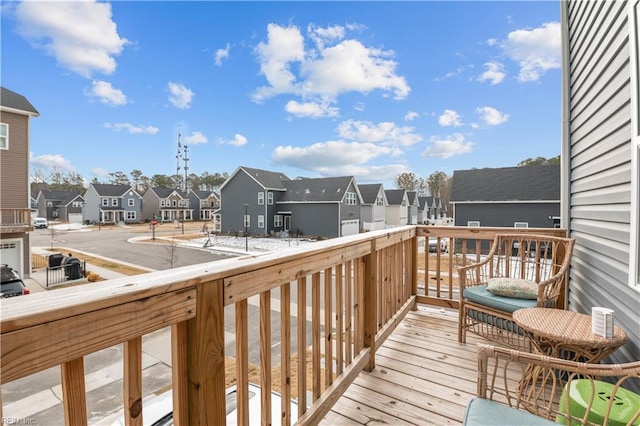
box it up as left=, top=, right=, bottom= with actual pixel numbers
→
left=341, top=219, right=360, bottom=237
left=0, top=239, right=22, bottom=275
left=69, top=213, right=83, bottom=224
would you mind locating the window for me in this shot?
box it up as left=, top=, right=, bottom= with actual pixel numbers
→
left=274, top=215, right=282, bottom=227
left=630, top=0, right=640, bottom=288
left=172, top=200, right=177, bottom=207
left=126, top=211, right=136, bottom=220
left=514, top=222, right=528, bottom=228
left=47, top=201, right=53, bottom=207
left=0, top=123, right=7, bottom=150
left=376, top=196, right=384, bottom=206
left=128, top=199, right=134, bottom=207
left=72, top=201, right=83, bottom=208
left=244, top=214, right=250, bottom=228
left=258, top=192, right=264, bottom=205
left=345, top=192, right=357, bottom=205
left=111, top=198, right=118, bottom=206
left=258, top=215, right=265, bottom=228
left=467, top=221, right=480, bottom=227
left=178, top=200, right=187, bottom=207
left=102, top=198, right=108, bottom=206
left=268, top=192, right=274, bottom=205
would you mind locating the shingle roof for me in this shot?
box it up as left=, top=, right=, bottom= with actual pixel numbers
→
left=385, top=189, right=406, bottom=206
left=91, top=184, right=132, bottom=197
left=147, top=187, right=188, bottom=198
left=358, top=183, right=384, bottom=204
left=39, top=190, right=83, bottom=205
left=1, top=87, right=39, bottom=115
left=190, top=189, right=218, bottom=200
left=450, top=165, right=560, bottom=202
left=407, top=191, right=418, bottom=205
left=241, top=166, right=290, bottom=190
left=279, top=176, right=356, bottom=203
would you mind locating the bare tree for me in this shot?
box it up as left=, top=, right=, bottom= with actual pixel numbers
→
left=394, top=172, right=419, bottom=191
left=164, top=238, right=180, bottom=269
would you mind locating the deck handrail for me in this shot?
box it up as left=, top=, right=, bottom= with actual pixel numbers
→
left=0, top=225, right=566, bottom=425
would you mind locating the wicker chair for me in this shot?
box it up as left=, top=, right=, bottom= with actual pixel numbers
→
left=457, top=234, right=575, bottom=350
left=463, top=344, right=640, bottom=425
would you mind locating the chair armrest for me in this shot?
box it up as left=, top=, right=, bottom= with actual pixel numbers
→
left=475, top=344, right=640, bottom=423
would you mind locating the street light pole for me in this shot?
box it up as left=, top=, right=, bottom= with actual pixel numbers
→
left=244, top=203, right=248, bottom=252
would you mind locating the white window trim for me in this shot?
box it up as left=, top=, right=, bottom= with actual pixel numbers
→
left=514, top=222, right=529, bottom=228
left=126, top=211, right=136, bottom=220
left=274, top=215, right=282, bottom=227
left=268, top=192, right=274, bottom=205
left=258, top=192, right=264, bottom=205
left=258, top=215, right=265, bottom=228
left=0, top=123, right=8, bottom=150
left=111, top=198, right=118, bottom=206
left=128, top=199, right=134, bottom=207
left=102, top=198, right=108, bottom=206
left=629, top=0, right=640, bottom=290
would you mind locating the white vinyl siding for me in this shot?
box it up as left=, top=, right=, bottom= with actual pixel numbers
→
left=630, top=0, right=640, bottom=288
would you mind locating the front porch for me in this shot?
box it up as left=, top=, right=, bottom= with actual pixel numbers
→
left=0, top=226, right=567, bottom=425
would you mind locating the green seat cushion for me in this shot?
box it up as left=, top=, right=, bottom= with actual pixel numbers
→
left=463, top=398, right=555, bottom=425
left=463, top=285, right=539, bottom=313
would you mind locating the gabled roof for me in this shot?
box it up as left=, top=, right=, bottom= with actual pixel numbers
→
left=450, top=165, right=560, bottom=202
left=90, top=184, right=134, bottom=197
left=279, top=176, right=360, bottom=203
left=406, top=191, right=419, bottom=205
left=146, top=187, right=188, bottom=199
left=384, top=189, right=407, bottom=206
left=0, top=87, right=39, bottom=116
left=188, top=189, right=219, bottom=200
left=38, top=190, right=80, bottom=202
left=358, top=183, right=385, bottom=205
left=221, top=166, right=290, bottom=192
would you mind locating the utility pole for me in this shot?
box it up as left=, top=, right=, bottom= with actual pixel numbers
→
left=176, top=133, right=182, bottom=181
left=183, top=144, right=189, bottom=191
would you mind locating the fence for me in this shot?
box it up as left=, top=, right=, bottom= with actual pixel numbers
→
left=46, top=260, right=86, bottom=287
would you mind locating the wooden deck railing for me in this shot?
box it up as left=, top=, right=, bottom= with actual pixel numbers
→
left=0, top=225, right=566, bottom=425
left=0, top=208, right=32, bottom=231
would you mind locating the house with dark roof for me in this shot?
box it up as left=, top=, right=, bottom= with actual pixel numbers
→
left=218, top=166, right=362, bottom=238
left=358, top=183, right=387, bottom=231
left=187, top=189, right=220, bottom=225
left=83, top=184, right=142, bottom=224
left=406, top=191, right=420, bottom=225
left=384, top=189, right=409, bottom=227
left=450, top=165, right=560, bottom=229
left=0, top=87, right=39, bottom=278
left=36, top=190, right=84, bottom=221
left=142, top=188, right=193, bottom=222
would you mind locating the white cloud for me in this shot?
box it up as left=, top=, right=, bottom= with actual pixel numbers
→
left=422, top=134, right=474, bottom=159
left=501, top=22, right=561, bottom=82
left=404, top=111, right=419, bottom=121
left=312, top=164, right=407, bottom=181
left=337, top=119, right=422, bottom=147
left=103, top=122, right=159, bottom=134
left=215, top=43, right=230, bottom=66
left=14, top=0, right=128, bottom=78
left=476, top=106, right=509, bottom=126
left=477, top=62, right=506, bottom=85
left=219, top=134, right=247, bottom=147
left=183, top=131, right=208, bottom=145
left=272, top=140, right=396, bottom=169
left=253, top=23, right=410, bottom=104
left=30, top=153, right=76, bottom=173
left=90, top=167, right=110, bottom=178
left=438, top=110, right=463, bottom=127
left=168, top=82, right=194, bottom=109
left=88, top=81, right=127, bottom=106
left=285, top=100, right=339, bottom=118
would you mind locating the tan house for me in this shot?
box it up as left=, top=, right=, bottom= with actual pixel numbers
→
left=0, top=87, right=39, bottom=278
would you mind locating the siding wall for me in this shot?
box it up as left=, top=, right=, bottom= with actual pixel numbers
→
left=0, top=111, right=29, bottom=208
left=564, top=0, right=640, bottom=363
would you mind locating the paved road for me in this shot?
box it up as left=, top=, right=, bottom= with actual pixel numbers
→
left=30, top=222, right=233, bottom=270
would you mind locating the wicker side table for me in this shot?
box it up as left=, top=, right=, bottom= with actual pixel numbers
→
left=512, top=308, right=628, bottom=416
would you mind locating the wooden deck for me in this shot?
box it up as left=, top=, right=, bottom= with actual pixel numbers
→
left=322, top=306, right=483, bottom=425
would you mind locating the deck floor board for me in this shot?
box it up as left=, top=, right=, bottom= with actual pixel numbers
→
left=320, top=306, right=490, bottom=425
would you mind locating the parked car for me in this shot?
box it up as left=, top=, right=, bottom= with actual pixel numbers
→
left=108, top=383, right=298, bottom=426
left=33, top=217, right=48, bottom=228
left=428, top=236, right=448, bottom=253
left=1, top=264, right=30, bottom=298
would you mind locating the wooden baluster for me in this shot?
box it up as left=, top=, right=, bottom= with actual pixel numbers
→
left=324, top=268, right=333, bottom=388
left=296, top=276, right=307, bottom=416
left=124, top=337, right=143, bottom=426
left=281, top=283, right=291, bottom=425
left=61, top=357, right=87, bottom=426
left=260, top=291, right=271, bottom=426
left=236, top=299, right=249, bottom=426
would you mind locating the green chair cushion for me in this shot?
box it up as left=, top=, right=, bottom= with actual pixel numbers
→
left=463, top=398, right=555, bottom=425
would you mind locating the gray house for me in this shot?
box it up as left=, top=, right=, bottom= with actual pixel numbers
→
left=187, top=189, right=220, bottom=223
left=418, top=196, right=443, bottom=224
left=218, top=166, right=290, bottom=236
left=562, top=0, right=639, bottom=366
left=36, top=190, right=83, bottom=221
left=142, top=188, right=193, bottom=222
left=358, top=183, right=387, bottom=232
left=278, top=176, right=362, bottom=238
left=406, top=191, right=420, bottom=225
left=218, top=166, right=362, bottom=238
left=384, top=189, right=409, bottom=227
left=450, top=165, right=560, bottom=229
left=83, top=184, right=142, bottom=224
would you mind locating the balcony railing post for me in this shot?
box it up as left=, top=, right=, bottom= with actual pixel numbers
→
left=363, top=240, right=378, bottom=372
left=185, top=279, right=225, bottom=425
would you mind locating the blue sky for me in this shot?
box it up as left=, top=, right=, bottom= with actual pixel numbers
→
left=2, top=1, right=562, bottom=188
